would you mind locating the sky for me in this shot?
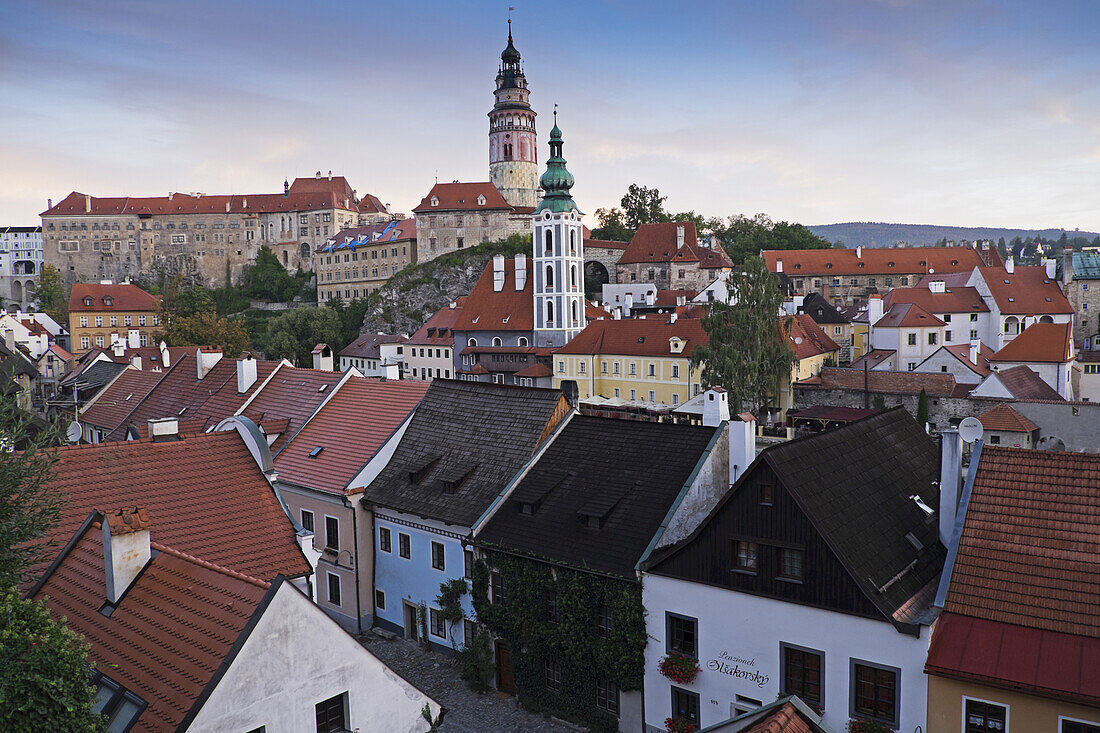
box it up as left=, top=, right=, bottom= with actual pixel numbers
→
left=2, top=0, right=1100, bottom=230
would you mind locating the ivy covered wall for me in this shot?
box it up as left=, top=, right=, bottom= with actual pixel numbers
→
left=472, top=549, right=646, bottom=733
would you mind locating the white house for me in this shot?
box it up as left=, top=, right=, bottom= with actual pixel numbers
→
left=965, top=262, right=1073, bottom=350
left=988, top=321, right=1076, bottom=400
left=913, top=341, right=993, bottom=385
left=885, top=281, right=991, bottom=349
left=870, top=302, right=946, bottom=372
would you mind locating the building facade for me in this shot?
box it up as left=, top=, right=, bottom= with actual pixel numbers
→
left=1059, top=247, right=1100, bottom=348
left=68, top=281, right=162, bottom=354
left=315, top=219, right=417, bottom=302
left=0, top=226, right=42, bottom=309
left=412, top=182, right=522, bottom=263
left=616, top=222, right=734, bottom=292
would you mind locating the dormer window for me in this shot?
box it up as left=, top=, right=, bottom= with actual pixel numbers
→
left=83, top=296, right=93, bottom=307
left=477, top=195, right=486, bottom=206
left=409, top=457, right=439, bottom=485
left=669, top=337, right=685, bottom=354
left=430, top=196, right=439, bottom=207
left=309, top=446, right=324, bottom=458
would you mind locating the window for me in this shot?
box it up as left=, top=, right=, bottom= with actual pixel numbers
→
left=431, top=541, right=446, bottom=571
left=579, top=361, right=586, bottom=374
left=124, top=315, right=132, bottom=326
left=324, top=516, right=339, bottom=550
left=545, top=660, right=562, bottom=693
left=399, top=532, right=411, bottom=559
left=544, top=587, right=559, bottom=623
left=851, top=660, right=899, bottom=728
left=971, top=313, right=978, bottom=322
left=375, top=589, right=385, bottom=610
left=109, top=316, right=117, bottom=326
left=760, top=484, right=774, bottom=506
left=649, top=390, right=655, bottom=401
left=965, top=698, right=1006, bottom=732
left=989, top=434, right=1001, bottom=445
left=777, top=548, right=804, bottom=581
left=80, top=336, right=90, bottom=350
left=629, top=362, right=637, bottom=375
left=908, top=333, right=917, bottom=346
left=1063, top=720, right=1100, bottom=733
left=90, top=672, right=145, bottom=732
left=945, top=330, right=952, bottom=341
left=491, top=571, right=506, bottom=604
left=929, top=332, right=938, bottom=345
left=138, top=315, right=146, bottom=326
left=595, top=679, right=620, bottom=716
left=630, top=389, right=637, bottom=400
left=734, top=540, right=757, bottom=572
left=95, top=335, right=104, bottom=347
left=667, top=613, right=697, bottom=657
left=613, top=362, right=620, bottom=375
left=671, top=364, right=679, bottom=379
left=80, top=316, right=88, bottom=327
left=464, top=548, right=474, bottom=579
left=782, top=643, right=823, bottom=708
left=95, top=316, right=103, bottom=327
left=463, top=619, right=478, bottom=647
left=596, top=604, right=613, bottom=637
left=671, top=686, right=700, bottom=726
left=648, top=363, right=656, bottom=377
left=327, top=572, right=341, bottom=606
left=315, top=692, right=348, bottom=733
left=429, top=608, right=446, bottom=638
left=379, top=527, right=391, bottom=553
left=300, top=509, right=314, bottom=532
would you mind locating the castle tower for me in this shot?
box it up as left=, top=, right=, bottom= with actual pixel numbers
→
left=533, top=114, right=585, bottom=348
left=489, top=21, right=539, bottom=209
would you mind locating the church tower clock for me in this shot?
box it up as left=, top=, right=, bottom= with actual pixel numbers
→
left=489, top=21, right=539, bottom=209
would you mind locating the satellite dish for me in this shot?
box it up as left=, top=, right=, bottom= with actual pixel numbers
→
left=66, top=421, right=82, bottom=443
left=928, top=268, right=935, bottom=274
left=958, top=416, right=983, bottom=444
left=794, top=337, right=803, bottom=345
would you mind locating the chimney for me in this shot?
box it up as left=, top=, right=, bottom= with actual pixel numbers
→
left=776, top=258, right=783, bottom=273
left=676, top=226, right=685, bottom=248
left=669, top=312, right=678, bottom=324
left=1044, top=258, right=1057, bottom=279
left=168, top=192, right=174, bottom=201
left=624, top=293, right=634, bottom=314
left=312, top=343, right=333, bottom=371
left=147, top=417, right=179, bottom=442
left=237, top=352, right=257, bottom=393
left=492, top=254, right=505, bottom=292
left=856, top=245, right=862, bottom=259
left=702, top=387, right=729, bottom=427
left=793, top=294, right=805, bottom=309
left=102, top=508, right=151, bottom=604
left=283, top=179, right=290, bottom=197
left=196, top=347, right=222, bottom=379
left=729, top=413, right=757, bottom=486
left=449, top=300, right=457, bottom=310
left=316, top=171, right=322, bottom=179
left=160, top=341, right=170, bottom=367
left=242, top=197, right=248, bottom=209
left=969, top=339, right=980, bottom=365
left=1005, top=257, right=1014, bottom=274
left=613, top=308, right=622, bottom=320
left=867, top=293, right=884, bottom=325
left=127, top=329, right=140, bottom=349
left=328, top=170, right=332, bottom=180
left=47, top=198, right=52, bottom=210
left=112, top=338, right=125, bottom=358
left=645, top=290, right=656, bottom=306
left=929, top=280, right=946, bottom=294
left=84, top=195, right=91, bottom=213
left=514, top=253, right=527, bottom=291
left=1063, top=246, right=1075, bottom=282
left=939, top=429, right=962, bottom=546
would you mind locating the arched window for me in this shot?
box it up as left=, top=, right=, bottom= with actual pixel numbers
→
left=546, top=300, right=554, bottom=325
left=504, top=143, right=513, bottom=160
left=492, top=337, right=503, bottom=347
left=301, top=242, right=310, bottom=260
left=283, top=250, right=289, bottom=265
left=518, top=337, right=529, bottom=347
left=570, top=265, right=578, bottom=290
left=1039, top=315, right=1054, bottom=324
left=545, top=264, right=554, bottom=290
left=1004, top=316, right=1020, bottom=334
left=569, top=230, right=576, bottom=255
left=544, top=229, right=552, bottom=254
left=468, top=338, right=477, bottom=347
left=571, top=300, right=578, bottom=325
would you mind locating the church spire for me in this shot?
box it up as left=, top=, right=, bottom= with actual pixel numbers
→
left=535, top=108, right=578, bottom=214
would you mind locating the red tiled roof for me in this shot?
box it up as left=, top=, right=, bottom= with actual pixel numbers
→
left=763, top=246, right=985, bottom=276
left=514, top=362, right=552, bottom=378
left=796, top=367, right=957, bottom=396
left=287, top=174, right=355, bottom=198
left=941, top=343, right=995, bottom=376
left=850, top=349, right=896, bottom=370
left=33, top=518, right=270, bottom=733
left=976, top=265, right=1073, bottom=315
left=991, top=322, right=1074, bottom=363
left=43, top=186, right=359, bottom=218
left=744, top=702, right=815, bottom=733
left=653, top=289, right=698, bottom=307
left=452, top=258, right=533, bottom=332
left=81, top=369, right=165, bottom=432
left=407, top=297, right=466, bottom=345
left=46, top=343, right=73, bottom=361
left=926, top=612, right=1100, bottom=707
left=584, top=238, right=628, bottom=250
left=617, top=222, right=734, bottom=269
left=338, top=333, right=407, bottom=360
left=31, top=431, right=310, bottom=584
left=412, top=182, right=512, bottom=212
left=238, top=367, right=344, bottom=451
left=884, top=286, right=989, bottom=314
left=68, top=282, right=161, bottom=313
left=978, top=403, right=1038, bottom=433
left=357, top=193, right=388, bottom=214
left=990, top=364, right=1064, bottom=401
left=554, top=316, right=708, bottom=357
left=788, top=313, right=840, bottom=360
left=874, top=302, right=945, bottom=328
left=944, top=445, right=1100, bottom=638
left=273, top=377, right=428, bottom=494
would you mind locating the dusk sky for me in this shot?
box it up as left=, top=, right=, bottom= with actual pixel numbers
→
left=3, top=0, right=1099, bottom=230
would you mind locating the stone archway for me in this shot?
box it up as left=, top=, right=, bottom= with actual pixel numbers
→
left=11, top=280, right=22, bottom=304
left=584, top=260, right=609, bottom=299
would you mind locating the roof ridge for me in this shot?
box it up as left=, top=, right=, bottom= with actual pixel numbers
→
left=151, top=542, right=271, bottom=589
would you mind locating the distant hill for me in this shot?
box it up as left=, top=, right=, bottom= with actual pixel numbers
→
left=807, top=222, right=1100, bottom=248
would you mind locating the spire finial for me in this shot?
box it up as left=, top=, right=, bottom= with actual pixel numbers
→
left=507, top=8, right=513, bottom=40
left=554, top=103, right=558, bottom=124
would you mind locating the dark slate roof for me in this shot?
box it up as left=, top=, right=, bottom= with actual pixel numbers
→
left=797, top=292, right=850, bottom=324
left=360, top=380, right=568, bottom=526
left=67, top=360, right=128, bottom=392
left=475, top=416, right=721, bottom=579
left=761, top=407, right=945, bottom=623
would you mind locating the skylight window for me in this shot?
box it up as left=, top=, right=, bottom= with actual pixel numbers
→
left=177, top=407, right=187, bottom=416
left=125, top=393, right=134, bottom=401
left=309, top=446, right=324, bottom=458
left=318, top=384, right=329, bottom=393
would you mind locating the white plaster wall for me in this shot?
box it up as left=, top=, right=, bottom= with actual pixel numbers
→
left=993, top=361, right=1069, bottom=398
left=1079, top=372, right=1100, bottom=402
left=641, top=574, right=929, bottom=733
left=913, top=350, right=984, bottom=385
left=187, top=582, right=439, bottom=733
left=659, top=428, right=730, bottom=549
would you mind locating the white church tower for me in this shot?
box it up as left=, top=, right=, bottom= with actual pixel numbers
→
left=533, top=112, right=585, bottom=348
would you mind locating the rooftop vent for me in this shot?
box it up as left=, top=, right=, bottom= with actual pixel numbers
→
left=409, top=457, right=440, bottom=485
left=309, top=446, right=324, bottom=458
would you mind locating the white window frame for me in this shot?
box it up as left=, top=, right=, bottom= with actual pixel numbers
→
left=300, top=509, right=314, bottom=533
left=1058, top=716, right=1100, bottom=733
left=963, top=695, right=1008, bottom=733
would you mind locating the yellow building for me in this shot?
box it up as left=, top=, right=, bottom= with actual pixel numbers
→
left=553, top=317, right=706, bottom=407
left=774, top=313, right=840, bottom=421
left=68, top=281, right=161, bottom=354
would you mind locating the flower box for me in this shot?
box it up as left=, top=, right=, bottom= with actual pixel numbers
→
left=658, top=651, right=700, bottom=684
left=665, top=716, right=698, bottom=733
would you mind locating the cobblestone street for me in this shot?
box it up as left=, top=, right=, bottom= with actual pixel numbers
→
left=358, top=630, right=583, bottom=733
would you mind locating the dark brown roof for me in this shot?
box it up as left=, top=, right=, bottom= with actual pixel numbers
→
left=797, top=367, right=957, bottom=396
left=978, top=403, right=1038, bottom=433
left=993, top=364, right=1064, bottom=400
left=338, top=333, right=407, bottom=360
left=238, top=367, right=344, bottom=452
left=81, top=369, right=165, bottom=432
left=407, top=297, right=466, bottom=345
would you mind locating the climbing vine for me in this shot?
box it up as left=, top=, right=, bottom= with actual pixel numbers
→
left=471, top=551, right=647, bottom=733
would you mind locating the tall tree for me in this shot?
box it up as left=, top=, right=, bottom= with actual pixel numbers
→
left=163, top=312, right=250, bottom=356
left=691, top=256, right=796, bottom=413
left=619, top=184, right=669, bottom=230
left=34, top=265, right=67, bottom=326
left=591, top=207, right=633, bottom=242
left=266, top=307, right=343, bottom=366
left=0, top=588, right=101, bottom=732
left=243, top=246, right=301, bottom=302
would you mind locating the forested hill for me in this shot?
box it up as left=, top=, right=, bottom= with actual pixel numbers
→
left=807, top=222, right=1100, bottom=248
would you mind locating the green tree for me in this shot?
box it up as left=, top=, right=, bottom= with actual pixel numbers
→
left=266, top=307, right=343, bottom=366
left=916, top=387, right=928, bottom=427
left=326, top=297, right=371, bottom=348
left=0, top=397, right=62, bottom=588
left=591, top=207, right=632, bottom=242
left=34, top=265, right=67, bottom=326
left=0, top=588, right=102, bottom=732
left=243, top=246, right=300, bottom=302
left=690, top=256, right=796, bottom=413
left=164, top=312, right=250, bottom=356
left=997, top=237, right=1008, bottom=259
left=435, top=577, right=468, bottom=651
left=619, top=184, right=669, bottom=230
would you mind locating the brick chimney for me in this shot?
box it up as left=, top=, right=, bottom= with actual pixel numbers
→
left=103, top=508, right=151, bottom=604
left=147, top=417, right=179, bottom=442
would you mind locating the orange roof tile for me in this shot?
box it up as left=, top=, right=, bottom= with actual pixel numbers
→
left=763, top=246, right=985, bottom=276
left=68, top=282, right=161, bottom=313
left=797, top=367, right=957, bottom=396
left=874, top=302, right=945, bottom=328
left=788, top=313, right=840, bottom=360
left=43, top=186, right=360, bottom=218
left=617, top=222, right=734, bottom=269
left=238, top=366, right=344, bottom=452
left=884, top=285, right=989, bottom=314
left=584, top=238, right=628, bottom=250
left=745, top=702, right=816, bottom=733
left=554, top=316, right=708, bottom=358
left=514, top=362, right=552, bottom=378
left=407, top=297, right=466, bottom=345
left=941, top=343, right=995, bottom=376
left=977, top=265, right=1073, bottom=315
left=412, top=182, right=512, bottom=212
left=81, top=369, right=165, bottom=433
left=977, top=403, right=1038, bottom=433
left=991, top=364, right=1064, bottom=401
left=452, top=258, right=533, bottom=332
left=273, top=377, right=428, bottom=495
left=991, top=322, right=1074, bottom=363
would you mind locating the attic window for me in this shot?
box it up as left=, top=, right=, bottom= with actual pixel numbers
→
left=318, top=384, right=329, bottom=393
left=859, top=262, right=865, bottom=268
left=409, top=457, right=439, bottom=485
left=1045, top=297, right=1052, bottom=302
left=920, top=261, right=927, bottom=267
left=83, top=297, right=93, bottom=307
left=637, top=336, right=645, bottom=343
left=177, top=407, right=187, bottom=416
left=826, top=263, right=833, bottom=269
left=951, top=260, right=959, bottom=265
left=477, top=195, right=486, bottom=206
left=441, top=465, right=476, bottom=494
left=309, top=446, right=324, bottom=458
left=794, top=264, right=801, bottom=269
left=888, top=261, right=895, bottom=267
left=904, top=531, right=924, bottom=551
left=1008, top=297, right=1015, bottom=302
left=430, top=196, right=439, bottom=207
left=125, top=393, right=134, bottom=401
left=103, top=297, right=113, bottom=306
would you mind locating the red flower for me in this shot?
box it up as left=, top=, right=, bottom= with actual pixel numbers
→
left=658, top=651, right=700, bottom=684
left=665, top=716, right=698, bottom=733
